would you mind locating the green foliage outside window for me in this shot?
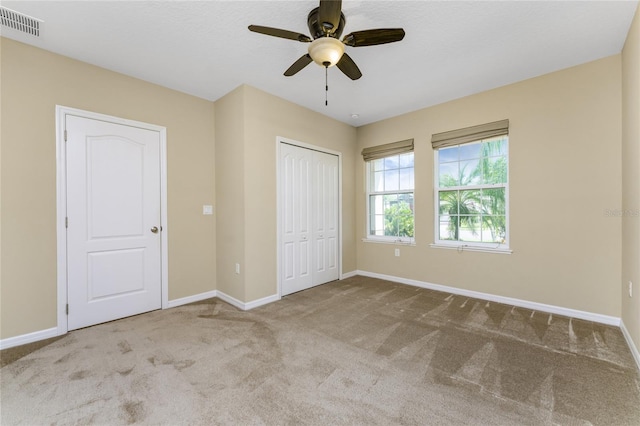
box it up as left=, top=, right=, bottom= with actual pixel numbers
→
left=384, top=201, right=414, bottom=238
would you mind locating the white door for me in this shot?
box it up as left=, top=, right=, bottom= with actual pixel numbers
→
left=313, top=150, right=339, bottom=285
left=66, top=115, right=162, bottom=330
left=281, top=143, right=339, bottom=296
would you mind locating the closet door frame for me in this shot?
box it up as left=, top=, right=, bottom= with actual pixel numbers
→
left=276, top=137, right=343, bottom=297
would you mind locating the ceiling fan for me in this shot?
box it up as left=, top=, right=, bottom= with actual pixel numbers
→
left=248, top=0, right=405, bottom=81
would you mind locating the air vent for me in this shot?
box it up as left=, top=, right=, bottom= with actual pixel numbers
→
left=0, top=7, right=41, bottom=37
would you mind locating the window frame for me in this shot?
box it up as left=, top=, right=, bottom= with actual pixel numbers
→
left=432, top=136, right=511, bottom=253
left=365, top=152, right=415, bottom=244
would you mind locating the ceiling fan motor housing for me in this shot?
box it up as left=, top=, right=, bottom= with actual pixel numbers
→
left=307, top=7, right=345, bottom=39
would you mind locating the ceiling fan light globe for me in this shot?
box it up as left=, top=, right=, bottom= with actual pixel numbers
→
left=308, top=37, right=345, bottom=67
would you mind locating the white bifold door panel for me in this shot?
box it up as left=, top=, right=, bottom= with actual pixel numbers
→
left=281, top=143, right=339, bottom=296
left=66, top=115, right=162, bottom=330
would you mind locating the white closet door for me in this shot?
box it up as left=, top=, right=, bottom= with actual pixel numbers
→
left=313, top=150, right=339, bottom=285
left=281, top=143, right=313, bottom=295
left=280, top=143, right=339, bottom=296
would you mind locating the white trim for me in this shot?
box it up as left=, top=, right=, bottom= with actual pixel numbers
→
left=159, top=128, right=169, bottom=310
left=341, top=270, right=358, bottom=279
left=216, top=291, right=280, bottom=311
left=621, top=319, right=640, bottom=371
left=55, top=106, right=169, bottom=336
left=166, top=290, right=218, bottom=309
left=429, top=243, right=512, bottom=254
left=56, top=107, right=69, bottom=337
left=363, top=237, right=416, bottom=246
left=0, top=327, right=59, bottom=350
left=245, top=293, right=281, bottom=310
left=276, top=137, right=343, bottom=298
left=356, top=270, right=621, bottom=326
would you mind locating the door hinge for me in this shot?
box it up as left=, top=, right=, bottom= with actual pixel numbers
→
left=66, top=304, right=69, bottom=315
left=64, top=130, right=67, bottom=142
left=65, top=217, right=68, bottom=228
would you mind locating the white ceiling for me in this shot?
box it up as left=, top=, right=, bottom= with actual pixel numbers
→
left=2, top=1, right=638, bottom=126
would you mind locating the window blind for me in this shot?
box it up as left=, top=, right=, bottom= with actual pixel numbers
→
left=431, top=119, right=509, bottom=149
left=361, top=138, right=414, bottom=161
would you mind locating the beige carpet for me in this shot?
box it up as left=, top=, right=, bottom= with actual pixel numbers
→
left=1, top=276, right=639, bottom=425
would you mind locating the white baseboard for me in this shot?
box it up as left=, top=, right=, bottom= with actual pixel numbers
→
left=341, top=270, right=358, bottom=279
left=166, top=290, right=218, bottom=309
left=356, top=270, right=621, bottom=326
left=620, top=319, right=640, bottom=371
left=0, top=327, right=60, bottom=350
left=216, top=290, right=281, bottom=311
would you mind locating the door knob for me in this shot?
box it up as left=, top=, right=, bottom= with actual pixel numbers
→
left=151, top=226, right=159, bottom=234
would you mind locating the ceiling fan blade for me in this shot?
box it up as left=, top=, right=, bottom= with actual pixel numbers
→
left=248, top=25, right=312, bottom=43
left=336, top=52, right=362, bottom=80
left=343, top=28, right=405, bottom=47
left=284, top=54, right=313, bottom=76
left=318, top=0, right=342, bottom=34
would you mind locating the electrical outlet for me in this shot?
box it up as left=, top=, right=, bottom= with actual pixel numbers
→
left=394, top=248, right=400, bottom=257
left=235, top=263, right=240, bottom=274
left=629, top=281, right=633, bottom=298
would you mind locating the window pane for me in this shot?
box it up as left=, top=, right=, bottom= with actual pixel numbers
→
left=373, top=171, right=384, bottom=192
left=482, top=188, right=506, bottom=215
left=439, top=214, right=457, bottom=240
left=459, top=190, right=481, bottom=215
left=439, top=163, right=459, bottom=187
left=384, top=155, right=399, bottom=170
left=439, top=146, right=458, bottom=163
left=459, top=215, right=481, bottom=242
left=399, top=153, right=414, bottom=168
left=439, top=190, right=458, bottom=215
left=384, top=170, right=399, bottom=191
left=459, top=143, right=481, bottom=161
left=399, top=168, right=414, bottom=190
left=369, top=195, right=384, bottom=235
left=481, top=217, right=506, bottom=243
left=384, top=194, right=414, bottom=238
left=372, top=158, right=384, bottom=171
left=482, top=156, right=507, bottom=184
left=482, top=137, right=507, bottom=156
left=460, top=159, right=480, bottom=186
left=382, top=194, right=398, bottom=236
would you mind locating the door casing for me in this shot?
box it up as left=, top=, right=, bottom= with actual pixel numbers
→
left=56, top=106, right=169, bottom=336
left=276, top=137, right=343, bottom=297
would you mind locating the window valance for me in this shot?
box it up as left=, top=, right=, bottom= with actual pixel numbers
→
left=431, top=120, right=509, bottom=149
left=361, top=139, right=414, bottom=161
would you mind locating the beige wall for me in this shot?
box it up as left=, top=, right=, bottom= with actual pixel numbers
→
left=622, top=6, right=640, bottom=355
left=1, top=24, right=635, bottom=346
left=356, top=55, right=622, bottom=317
left=215, top=85, right=357, bottom=302
left=0, top=38, right=216, bottom=339
left=214, top=86, right=246, bottom=301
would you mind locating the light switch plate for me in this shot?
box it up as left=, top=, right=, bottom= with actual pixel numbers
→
left=203, top=205, right=213, bottom=215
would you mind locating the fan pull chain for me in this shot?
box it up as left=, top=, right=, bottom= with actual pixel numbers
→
left=325, top=65, right=329, bottom=106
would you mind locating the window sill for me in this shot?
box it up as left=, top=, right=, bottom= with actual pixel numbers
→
left=362, top=238, right=416, bottom=246
left=429, top=243, right=512, bottom=254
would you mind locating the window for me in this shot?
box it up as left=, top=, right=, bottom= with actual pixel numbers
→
left=363, top=140, right=414, bottom=242
left=432, top=120, right=509, bottom=251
